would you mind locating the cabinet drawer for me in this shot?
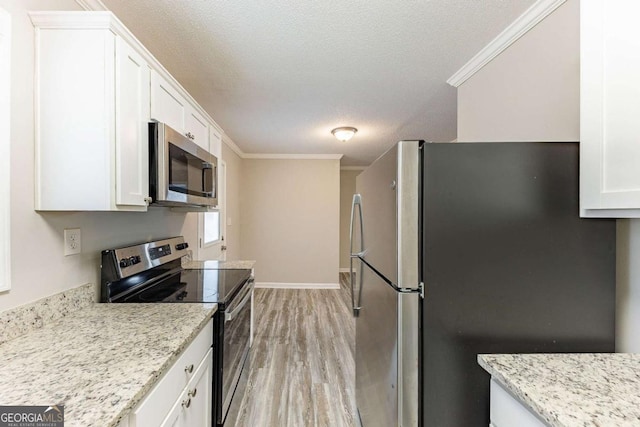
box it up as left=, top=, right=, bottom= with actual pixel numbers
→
left=130, top=318, right=213, bottom=427
left=161, top=348, right=213, bottom=427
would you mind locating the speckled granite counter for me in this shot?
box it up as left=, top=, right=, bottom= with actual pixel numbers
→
left=182, top=259, right=255, bottom=270
left=479, top=353, right=640, bottom=427
left=0, top=303, right=217, bottom=427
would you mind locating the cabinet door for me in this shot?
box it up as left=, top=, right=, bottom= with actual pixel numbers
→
left=209, top=125, right=222, bottom=159
left=185, top=105, right=209, bottom=151
left=161, top=348, right=212, bottom=427
left=581, top=0, right=640, bottom=216
left=150, top=69, right=186, bottom=133
left=115, top=37, right=150, bottom=207
left=490, top=380, right=546, bottom=427
left=183, top=348, right=212, bottom=427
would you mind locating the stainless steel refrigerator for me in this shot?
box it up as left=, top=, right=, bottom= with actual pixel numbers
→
left=349, top=141, right=616, bottom=427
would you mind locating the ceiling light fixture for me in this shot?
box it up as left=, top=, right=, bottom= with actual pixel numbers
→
left=331, top=127, right=358, bottom=142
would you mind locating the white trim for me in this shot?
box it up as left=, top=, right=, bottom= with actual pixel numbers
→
left=61, top=8, right=345, bottom=164
left=29, top=11, right=236, bottom=157
left=0, top=7, right=10, bottom=292
left=339, top=268, right=351, bottom=273
left=75, top=0, right=108, bottom=11
left=72, top=4, right=250, bottom=161
left=340, top=166, right=367, bottom=171
left=255, top=282, right=340, bottom=290
left=243, top=153, right=343, bottom=160
left=446, top=0, right=567, bottom=87
left=222, top=135, right=245, bottom=158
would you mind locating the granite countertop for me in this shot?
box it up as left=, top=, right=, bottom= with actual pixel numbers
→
left=0, top=303, right=217, bottom=427
left=182, top=259, right=255, bottom=270
left=479, top=353, right=640, bottom=427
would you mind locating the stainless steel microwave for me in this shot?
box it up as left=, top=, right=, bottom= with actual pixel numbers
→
left=149, top=122, right=218, bottom=208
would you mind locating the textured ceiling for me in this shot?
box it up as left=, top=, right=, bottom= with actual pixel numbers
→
left=102, top=0, right=536, bottom=165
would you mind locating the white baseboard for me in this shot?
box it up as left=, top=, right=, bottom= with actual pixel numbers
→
left=255, top=282, right=340, bottom=290
left=339, top=268, right=351, bottom=273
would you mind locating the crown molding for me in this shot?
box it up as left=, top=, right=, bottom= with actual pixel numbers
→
left=340, top=166, right=367, bottom=171
left=75, top=0, right=108, bottom=11
left=221, top=136, right=245, bottom=158
left=243, top=153, right=343, bottom=160
left=68, top=2, right=341, bottom=164
left=447, top=0, right=566, bottom=87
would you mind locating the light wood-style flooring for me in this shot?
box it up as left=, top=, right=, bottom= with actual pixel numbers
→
left=234, top=274, right=357, bottom=427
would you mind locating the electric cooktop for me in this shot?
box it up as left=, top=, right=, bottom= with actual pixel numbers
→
left=100, top=236, right=252, bottom=308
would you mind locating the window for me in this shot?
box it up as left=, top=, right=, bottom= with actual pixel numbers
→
left=204, top=211, right=220, bottom=244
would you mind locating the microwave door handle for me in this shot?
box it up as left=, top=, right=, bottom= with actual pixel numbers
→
left=201, top=162, right=213, bottom=195
left=349, top=194, right=364, bottom=317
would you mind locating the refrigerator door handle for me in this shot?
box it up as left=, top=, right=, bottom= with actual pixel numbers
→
left=349, top=193, right=364, bottom=317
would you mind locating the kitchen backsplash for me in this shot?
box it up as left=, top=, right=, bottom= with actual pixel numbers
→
left=0, top=283, right=95, bottom=345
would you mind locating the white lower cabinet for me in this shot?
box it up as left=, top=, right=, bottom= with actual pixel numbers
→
left=129, top=319, right=213, bottom=427
left=161, top=348, right=212, bottom=427
left=490, top=380, right=546, bottom=427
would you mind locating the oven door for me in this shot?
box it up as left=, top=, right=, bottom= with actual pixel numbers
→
left=220, top=278, right=253, bottom=425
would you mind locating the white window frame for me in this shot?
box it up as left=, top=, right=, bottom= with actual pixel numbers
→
left=0, top=7, right=11, bottom=292
left=197, top=159, right=226, bottom=260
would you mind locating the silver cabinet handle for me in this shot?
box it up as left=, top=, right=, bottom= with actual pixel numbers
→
left=188, top=388, right=197, bottom=398
left=182, top=397, right=191, bottom=408
left=349, top=194, right=365, bottom=317
left=185, top=364, right=194, bottom=374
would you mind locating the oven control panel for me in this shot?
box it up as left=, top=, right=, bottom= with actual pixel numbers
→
left=148, top=244, right=171, bottom=260
left=106, top=236, right=191, bottom=279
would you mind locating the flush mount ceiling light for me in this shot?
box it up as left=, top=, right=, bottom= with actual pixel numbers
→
left=331, top=127, right=358, bottom=142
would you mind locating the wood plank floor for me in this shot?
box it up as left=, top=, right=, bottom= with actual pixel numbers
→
left=234, top=274, right=357, bottom=427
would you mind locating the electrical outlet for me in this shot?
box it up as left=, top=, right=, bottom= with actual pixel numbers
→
left=64, top=228, right=81, bottom=256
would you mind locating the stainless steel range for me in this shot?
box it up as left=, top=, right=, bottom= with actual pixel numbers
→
left=100, top=236, right=253, bottom=427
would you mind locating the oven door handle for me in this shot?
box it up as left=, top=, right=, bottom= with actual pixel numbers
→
left=225, top=280, right=254, bottom=322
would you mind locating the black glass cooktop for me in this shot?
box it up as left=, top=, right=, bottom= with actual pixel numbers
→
left=122, top=267, right=251, bottom=307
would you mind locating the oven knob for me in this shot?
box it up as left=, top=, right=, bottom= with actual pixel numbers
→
left=119, top=258, right=129, bottom=268
left=176, top=243, right=189, bottom=251
left=128, top=256, right=139, bottom=265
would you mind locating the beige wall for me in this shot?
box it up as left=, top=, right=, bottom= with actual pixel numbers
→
left=240, top=159, right=340, bottom=285
left=221, top=142, right=243, bottom=261
left=456, top=0, right=640, bottom=352
left=457, top=0, right=579, bottom=142
left=339, top=170, right=361, bottom=270
left=0, top=0, right=199, bottom=311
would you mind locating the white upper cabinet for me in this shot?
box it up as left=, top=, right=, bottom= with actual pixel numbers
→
left=209, top=126, right=222, bottom=160
left=581, top=0, right=640, bottom=217
left=116, top=37, right=150, bottom=207
left=185, top=105, right=209, bottom=151
left=151, top=70, right=210, bottom=152
left=150, top=70, right=187, bottom=137
left=31, top=11, right=224, bottom=212
left=31, top=12, right=150, bottom=211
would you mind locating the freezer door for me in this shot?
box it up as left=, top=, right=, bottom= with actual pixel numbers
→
left=355, top=141, right=420, bottom=289
left=356, top=260, right=419, bottom=427
left=421, top=142, right=615, bottom=426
